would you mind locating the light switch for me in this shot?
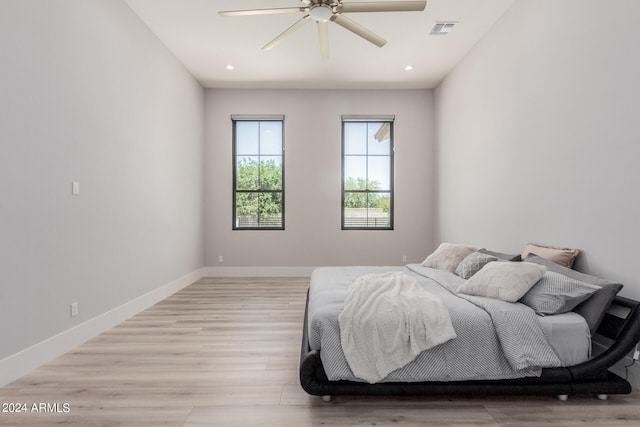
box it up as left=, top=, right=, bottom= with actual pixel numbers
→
left=72, top=181, right=80, bottom=195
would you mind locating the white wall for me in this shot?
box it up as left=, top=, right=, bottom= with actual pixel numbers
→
left=0, top=0, right=204, bottom=376
left=435, top=0, right=640, bottom=300
left=205, top=89, right=435, bottom=273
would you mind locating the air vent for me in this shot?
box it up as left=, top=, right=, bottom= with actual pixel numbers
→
left=430, top=21, right=457, bottom=35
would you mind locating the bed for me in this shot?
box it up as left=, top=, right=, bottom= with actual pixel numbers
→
left=299, top=254, right=640, bottom=401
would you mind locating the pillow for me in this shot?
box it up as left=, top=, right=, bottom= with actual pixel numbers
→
left=524, top=254, right=623, bottom=333
left=478, top=248, right=521, bottom=262
left=457, top=261, right=547, bottom=302
left=455, top=252, right=498, bottom=279
left=522, top=243, right=580, bottom=268
left=520, top=271, right=599, bottom=315
left=422, top=243, right=477, bottom=273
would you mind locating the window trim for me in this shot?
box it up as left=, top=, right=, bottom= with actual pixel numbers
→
left=341, top=116, right=394, bottom=230
left=232, top=117, right=285, bottom=231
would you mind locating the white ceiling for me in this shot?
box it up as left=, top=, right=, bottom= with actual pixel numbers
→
left=123, top=0, right=514, bottom=89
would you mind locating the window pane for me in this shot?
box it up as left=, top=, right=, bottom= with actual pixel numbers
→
left=368, top=122, right=391, bottom=155
left=236, top=156, right=259, bottom=190
left=236, top=122, right=259, bottom=155
left=368, top=156, right=390, bottom=190
left=343, top=193, right=368, bottom=228
left=259, top=156, right=282, bottom=190
left=258, top=192, right=283, bottom=228
left=344, top=122, right=367, bottom=155
left=368, top=193, right=391, bottom=228
left=343, top=155, right=366, bottom=185
left=235, top=192, right=258, bottom=228
left=259, top=122, right=283, bottom=155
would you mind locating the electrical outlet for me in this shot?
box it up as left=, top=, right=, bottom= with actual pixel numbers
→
left=70, top=302, right=79, bottom=317
left=402, top=255, right=407, bottom=262
left=218, top=255, right=224, bottom=263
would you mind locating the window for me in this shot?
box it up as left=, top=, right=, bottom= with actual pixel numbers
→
left=232, top=115, right=284, bottom=230
left=342, top=116, right=394, bottom=230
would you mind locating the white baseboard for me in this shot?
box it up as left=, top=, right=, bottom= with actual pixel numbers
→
left=204, top=266, right=315, bottom=277
left=0, top=268, right=204, bottom=388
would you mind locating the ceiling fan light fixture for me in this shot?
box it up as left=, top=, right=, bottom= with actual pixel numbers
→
left=309, top=4, right=333, bottom=22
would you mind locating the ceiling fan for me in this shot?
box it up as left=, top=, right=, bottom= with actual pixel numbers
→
left=218, top=1, right=427, bottom=59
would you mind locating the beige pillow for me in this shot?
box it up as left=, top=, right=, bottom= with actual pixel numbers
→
left=422, top=243, right=477, bottom=273
left=522, top=243, right=580, bottom=268
left=457, top=261, right=547, bottom=302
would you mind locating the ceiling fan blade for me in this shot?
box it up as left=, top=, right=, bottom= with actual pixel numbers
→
left=263, top=15, right=312, bottom=51
left=219, top=7, right=304, bottom=17
left=340, top=1, right=426, bottom=13
left=330, top=14, right=386, bottom=47
left=317, top=21, right=330, bottom=60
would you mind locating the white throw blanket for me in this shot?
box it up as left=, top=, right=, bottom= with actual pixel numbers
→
left=338, top=272, right=457, bottom=383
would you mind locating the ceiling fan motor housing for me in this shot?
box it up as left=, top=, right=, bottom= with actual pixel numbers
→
left=309, top=1, right=337, bottom=22
left=310, top=5, right=333, bottom=21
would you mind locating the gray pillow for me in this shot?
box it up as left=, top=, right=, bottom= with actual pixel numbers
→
left=455, top=252, right=498, bottom=279
left=524, top=254, right=623, bottom=333
left=520, top=271, right=599, bottom=315
left=478, top=248, right=521, bottom=262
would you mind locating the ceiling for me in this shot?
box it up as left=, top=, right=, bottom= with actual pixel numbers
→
left=123, top=0, right=514, bottom=89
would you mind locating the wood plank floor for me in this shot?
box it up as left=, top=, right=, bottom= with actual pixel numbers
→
left=1, top=277, right=639, bottom=426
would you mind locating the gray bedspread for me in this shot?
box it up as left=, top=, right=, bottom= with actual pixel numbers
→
left=309, top=264, right=562, bottom=383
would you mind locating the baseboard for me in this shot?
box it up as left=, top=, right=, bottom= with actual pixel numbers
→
left=204, top=266, right=315, bottom=277
left=0, top=268, right=204, bottom=388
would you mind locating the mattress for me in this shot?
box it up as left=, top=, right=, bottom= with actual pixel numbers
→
left=308, top=264, right=591, bottom=382
left=538, top=312, right=591, bottom=366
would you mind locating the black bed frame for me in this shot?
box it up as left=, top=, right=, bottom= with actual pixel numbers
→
left=300, top=292, right=640, bottom=400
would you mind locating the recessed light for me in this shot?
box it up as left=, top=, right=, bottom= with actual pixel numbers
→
left=225, top=64, right=235, bottom=70
left=404, top=65, right=414, bottom=71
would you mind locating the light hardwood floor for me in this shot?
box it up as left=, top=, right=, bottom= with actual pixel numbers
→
left=1, top=277, right=639, bottom=426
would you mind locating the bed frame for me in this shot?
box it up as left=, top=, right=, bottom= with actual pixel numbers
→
left=300, top=292, right=640, bottom=401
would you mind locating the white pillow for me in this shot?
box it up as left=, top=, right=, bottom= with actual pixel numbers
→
left=421, top=243, right=477, bottom=273
left=457, top=262, right=547, bottom=302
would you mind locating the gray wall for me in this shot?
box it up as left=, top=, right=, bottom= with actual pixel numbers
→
left=435, top=0, right=640, bottom=301
left=205, top=89, right=435, bottom=269
left=0, top=0, right=204, bottom=359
